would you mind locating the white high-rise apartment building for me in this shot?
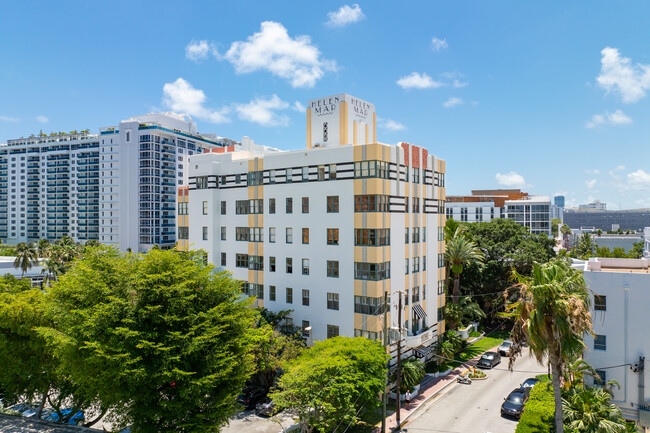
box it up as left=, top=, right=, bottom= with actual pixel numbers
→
left=1, top=112, right=228, bottom=250
left=504, top=196, right=552, bottom=236
left=183, top=94, right=447, bottom=357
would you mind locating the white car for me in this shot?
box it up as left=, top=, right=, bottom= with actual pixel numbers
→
left=497, top=340, right=513, bottom=357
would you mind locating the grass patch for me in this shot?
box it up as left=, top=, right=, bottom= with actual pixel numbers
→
left=445, top=330, right=510, bottom=369
left=469, top=331, right=482, bottom=338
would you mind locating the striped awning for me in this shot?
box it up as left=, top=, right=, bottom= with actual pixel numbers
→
left=412, top=303, right=427, bottom=319
left=414, top=345, right=433, bottom=358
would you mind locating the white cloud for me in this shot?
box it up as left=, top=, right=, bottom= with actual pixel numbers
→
left=326, top=4, right=365, bottom=27
left=185, top=40, right=217, bottom=62
left=292, top=101, right=306, bottom=113
left=584, top=168, right=600, bottom=174
left=36, top=115, right=49, bottom=124
left=377, top=117, right=405, bottom=131
left=223, top=21, right=336, bottom=88
left=396, top=72, right=444, bottom=89
left=452, top=79, right=468, bottom=88
left=495, top=171, right=528, bottom=188
left=585, top=109, right=632, bottom=128
left=471, top=101, right=479, bottom=106
left=615, top=165, right=626, bottom=171
left=596, top=47, right=650, bottom=103
left=627, top=169, right=650, bottom=189
left=234, top=95, right=290, bottom=127
left=443, top=97, right=463, bottom=108
left=586, top=179, right=597, bottom=189
left=162, top=78, right=230, bottom=124
left=431, top=37, right=448, bottom=51
left=0, top=115, right=20, bottom=122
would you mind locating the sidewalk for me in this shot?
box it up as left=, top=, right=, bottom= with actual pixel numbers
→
left=375, top=343, right=500, bottom=432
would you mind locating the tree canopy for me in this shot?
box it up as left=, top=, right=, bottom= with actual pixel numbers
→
left=270, top=337, right=388, bottom=433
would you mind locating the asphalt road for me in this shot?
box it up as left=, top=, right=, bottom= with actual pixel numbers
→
left=404, top=349, right=547, bottom=433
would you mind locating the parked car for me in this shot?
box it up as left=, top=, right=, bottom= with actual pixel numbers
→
left=520, top=377, right=540, bottom=389
left=501, top=388, right=529, bottom=419
left=7, top=403, right=38, bottom=417
left=44, top=408, right=85, bottom=425
left=477, top=351, right=501, bottom=369
left=255, top=398, right=277, bottom=417
left=236, top=387, right=267, bottom=410
left=497, top=340, right=512, bottom=356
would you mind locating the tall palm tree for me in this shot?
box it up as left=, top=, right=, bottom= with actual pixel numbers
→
left=563, top=385, right=628, bottom=433
left=36, top=239, right=51, bottom=259
left=504, top=260, right=593, bottom=433
left=445, top=233, right=484, bottom=304
left=445, top=296, right=486, bottom=330
left=561, top=224, right=572, bottom=249
left=41, top=258, right=64, bottom=287
left=578, top=232, right=595, bottom=257
left=13, top=242, right=39, bottom=277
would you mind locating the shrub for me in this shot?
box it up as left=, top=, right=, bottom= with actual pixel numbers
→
left=515, top=382, right=555, bottom=433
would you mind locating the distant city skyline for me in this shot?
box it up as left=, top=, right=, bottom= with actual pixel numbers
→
left=1, top=1, right=649, bottom=209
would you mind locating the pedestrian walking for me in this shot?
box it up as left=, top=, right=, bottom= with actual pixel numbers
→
left=405, top=390, right=412, bottom=409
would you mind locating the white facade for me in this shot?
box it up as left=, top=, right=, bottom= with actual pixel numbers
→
left=579, top=257, right=650, bottom=424
left=445, top=201, right=504, bottom=222
left=1, top=112, right=228, bottom=251
left=580, top=200, right=607, bottom=210
left=307, top=93, right=376, bottom=148
left=184, top=94, right=446, bottom=356
left=504, top=196, right=552, bottom=236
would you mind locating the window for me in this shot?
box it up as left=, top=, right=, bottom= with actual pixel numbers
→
left=221, top=252, right=226, bottom=266
left=286, top=168, right=293, bottom=183
left=412, top=168, right=420, bottom=183
left=329, top=164, right=337, bottom=180
left=286, top=197, right=293, bottom=213
left=412, top=198, right=420, bottom=213
left=354, top=329, right=380, bottom=340
left=286, top=258, right=293, bottom=273
left=354, top=296, right=387, bottom=315
left=327, top=325, right=339, bottom=339
left=327, top=292, right=339, bottom=310
left=196, top=176, right=208, bottom=189
left=302, top=197, right=309, bottom=213
left=302, top=320, right=311, bottom=337
left=178, top=226, right=189, bottom=239
left=249, top=255, right=264, bottom=271
left=327, top=228, right=339, bottom=245
left=354, top=160, right=390, bottom=179
left=202, top=201, right=208, bottom=215
left=286, top=287, right=293, bottom=304
left=302, top=258, right=310, bottom=275
left=595, top=369, right=606, bottom=385
left=302, top=289, right=310, bottom=306
left=355, top=229, right=390, bottom=246
left=236, top=254, right=249, bottom=268
left=202, top=226, right=208, bottom=240
left=323, top=121, right=328, bottom=142
left=178, top=202, right=188, bottom=215
left=302, top=166, right=309, bottom=181
left=412, top=227, right=420, bottom=243
left=286, top=228, right=293, bottom=244
left=269, top=227, right=276, bottom=243
left=249, top=199, right=263, bottom=214
left=302, top=228, right=309, bottom=244
left=438, top=253, right=445, bottom=267
left=221, top=201, right=226, bottom=215
left=405, top=228, right=409, bottom=244
left=247, top=171, right=263, bottom=186
left=437, top=280, right=445, bottom=295
left=327, top=195, right=339, bottom=213
left=269, top=198, right=276, bottom=214
left=412, top=286, right=420, bottom=303
left=269, top=286, right=276, bottom=301
left=318, top=165, right=325, bottom=180
left=270, top=256, right=276, bottom=272
left=405, top=258, right=409, bottom=274
left=221, top=226, right=226, bottom=241
left=235, top=227, right=249, bottom=241
left=413, top=257, right=420, bottom=273
left=423, top=256, right=427, bottom=271
left=354, top=262, right=391, bottom=280
left=236, top=200, right=249, bottom=215
left=595, top=295, right=606, bottom=311
left=269, top=169, right=275, bottom=184
left=354, top=195, right=390, bottom=212
left=423, top=227, right=427, bottom=242
left=327, top=260, right=339, bottom=278
left=594, top=334, right=606, bottom=351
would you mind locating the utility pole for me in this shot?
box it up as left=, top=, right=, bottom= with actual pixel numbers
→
left=395, top=292, right=403, bottom=431
left=381, top=291, right=388, bottom=433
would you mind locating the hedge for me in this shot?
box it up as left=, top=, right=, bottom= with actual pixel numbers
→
left=515, top=382, right=555, bottom=433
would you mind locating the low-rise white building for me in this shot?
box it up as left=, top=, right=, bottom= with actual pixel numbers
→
left=183, top=94, right=447, bottom=357
left=579, top=257, right=650, bottom=426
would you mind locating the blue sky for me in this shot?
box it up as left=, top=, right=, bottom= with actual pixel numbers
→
left=1, top=1, right=650, bottom=209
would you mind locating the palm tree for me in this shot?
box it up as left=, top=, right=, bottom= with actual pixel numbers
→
left=55, top=236, right=80, bottom=265
left=394, top=358, right=425, bottom=391
left=14, top=242, right=39, bottom=277
left=504, top=260, right=593, bottom=433
left=445, top=233, right=484, bottom=304
left=41, top=258, right=64, bottom=287
left=561, top=224, right=572, bottom=249
left=563, top=385, right=629, bottom=433
left=36, top=239, right=51, bottom=259
left=563, top=359, right=599, bottom=390
left=578, top=232, right=595, bottom=257
left=445, top=296, right=486, bottom=330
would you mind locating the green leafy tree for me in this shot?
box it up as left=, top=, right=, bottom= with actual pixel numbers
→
left=504, top=260, right=593, bottom=433
left=40, top=247, right=259, bottom=433
left=250, top=323, right=304, bottom=390
left=270, top=337, right=387, bottom=433
left=13, top=242, right=39, bottom=277
left=445, top=232, right=484, bottom=304
left=393, top=358, right=425, bottom=392
left=563, top=385, right=629, bottom=433
left=552, top=218, right=561, bottom=238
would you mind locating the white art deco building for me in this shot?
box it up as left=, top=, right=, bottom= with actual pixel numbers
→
left=0, top=112, right=230, bottom=251
left=182, top=94, right=447, bottom=355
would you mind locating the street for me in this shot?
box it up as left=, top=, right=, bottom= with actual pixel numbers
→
left=404, top=349, right=547, bottom=433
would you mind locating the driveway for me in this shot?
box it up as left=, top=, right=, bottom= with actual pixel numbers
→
left=403, top=348, right=547, bottom=433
